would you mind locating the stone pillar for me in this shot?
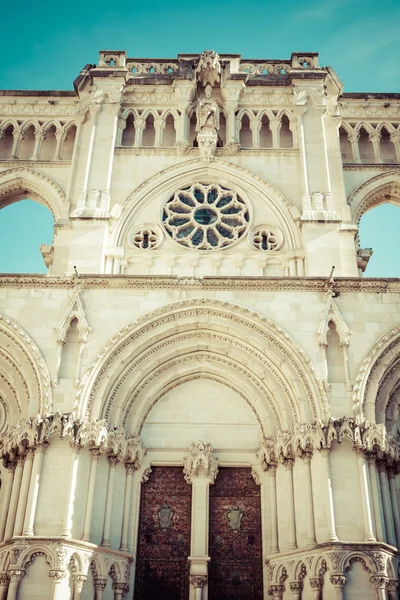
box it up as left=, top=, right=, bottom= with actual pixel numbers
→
left=270, top=584, right=285, bottom=599
left=370, top=575, right=389, bottom=600
left=284, top=458, right=297, bottom=549
left=61, top=444, right=80, bottom=538
left=23, top=445, right=45, bottom=535
left=6, top=570, right=25, bottom=600
left=9, top=126, right=22, bottom=159
left=82, top=448, right=101, bottom=542
left=388, top=467, right=400, bottom=547
left=53, top=128, right=66, bottom=161
left=320, top=449, right=338, bottom=542
left=390, top=132, right=400, bottom=162
left=330, top=574, right=346, bottom=600
left=387, top=579, right=399, bottom=600
left=49, top=570, right=67, bottom=600
left=113, top=582, right=127, bottom=600
left=14, top=449, right=34, bottom=535
left=356, top=450, right=376, bottom=542
left=94, top=578, right=107, bottom=600
left=73, top=574, right=87, bottom=600
left=0, top=574, right=9, bottom=600
left=268, top=464, right=279, bottom=553
left=348, top=131, right=361, bottom=163
left=377, top=461, right=396, bottom=546
left=369, top=131, right=382, bottom=163
left=129, top=468, right=143, bottom=554
left=309, top=577, right=323, bottom=600
left=366, top=453, right=386, bottom=542
left=270, top=117, right=280, bottom=148
left=0, top=464, right=15, bottom=541
left=294, top=106, right=311, bottom=213
left=302, top=451, right=316, bottom=546
left=289, top=581, right=303, bottom=599
left=31, top=127, right=45, bottom=161
left=101, top=456, right=118, bottom=547
left=190, top=575, right=207, bottom=600
left=120, top=462, right=135, bottom=551
left=5, top=457, right=24, bottom=539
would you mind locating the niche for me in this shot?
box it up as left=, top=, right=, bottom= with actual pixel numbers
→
left=260, top=115, right=272, bottom=148
left=61, top=125, right=76, bottom=160
left=189, top=112, right=197, bottom=146
left=326, top=321, right=345, bottom=384
left=217, top=113, right=226, bottom=146
left=58, top=318, right=80, bottom=381
left=239, top=114, right=252, bottom=147
left=142, top=114, right=156, bottom=147
left=121, top=114, right=135, bottom=147
left=279, top=114, right=293, bottom=148
left=162, top=114, right=176, bottom=147
left=40, top=126, right=57, bottom=161
left=18, top=125, right=35, bottom=160
left=0, top=125, right=14, bottom=159
left=380, top=127, right=396, bottom=163
left=339, top=127, right=352, bottom=162
left=358, top=127, right=374, bottom=163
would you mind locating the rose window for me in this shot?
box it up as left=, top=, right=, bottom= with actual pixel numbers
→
left=162, top=183, right=249, bottom=250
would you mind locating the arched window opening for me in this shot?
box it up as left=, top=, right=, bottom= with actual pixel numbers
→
left=58, top=318, right=80, bottom=380
left=326, top=321, right=345, bottom=384
left=61, top=125, right=76, bottom=160
left=0, top=125, right=14, bottom=160
left=239, top=114, right=252, bottom=148
left=189, top=112, right=197, bottom=147
left=121, top=114, right=135, bottom=147
left=217, top=113, right=226, bottom=147
left=18, top=125, right=35, bottom=160
left=339, top=127, right=352, bottom=162
left=358, top=127, right=374, bottom=163
left=162, top=114, right=176, bottom=147
left=259, top=115, right=272, bottom=148
left=40, top=126, right=57, bottom=161
left=279, top=115, right=293, bottom=148
left=0, top=199, right=54, bottom=273
left=358, top=203, right=400, bottom=277
left=380, top=127, right=396, bottom=163
left=142, top=114, right=156, bottom=147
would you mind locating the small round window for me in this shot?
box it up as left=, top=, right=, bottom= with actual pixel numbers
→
left=162, top=183, right=249, bottom=250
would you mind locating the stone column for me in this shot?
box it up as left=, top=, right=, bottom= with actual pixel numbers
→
left=53, top=128, right=66, bottom=161
left=330, top=574, right=346, bottom=600
left=0, top=573, right=9, bottom=600
left=356, top=450, right=376, bottom=542
left=370, top=575, right=389, bottom=600
left=49, top=570, right=67, bottom=600
left=101, top=456, right=118, bottom=546
left=190, top=575, right=207, bottom=600
left=387, top=579, right=399, bottom=600
left=6, top=570, right=25, bottom=600
left=270, top=584, right=285, bottom=599
left=390, top=132, right=400, bottom=162
left=9, top=126, right=22, bottom=159
left=348, top=131, right=361, bottom=163
left=82, top=448, right=101, bottom=542
left=377, top=461, right=396, bottom=546
left=5, top=456, right=24, bottom=539
left=129, top=468, right=143, bottom=554
left=14, top=449, right=35, bottom=535
left=268, top=464, right=279, bottom=553
left=388, top=467, right=400, bottom=547
left=31, top=127, right=45, bottom=161
left=73, top=574, right=87, bottom=600
left=369, top=131, right=382, bottom=163
left=61, top=444, right=80, bottom=538
left=120, top=463, right=135, bottom=551
left=320, top=449, right=338, bottom=542
left=284, top=458, right=297, bottom=550
left=294, top=106, right=311, bottom=214
left=366, top=453, right=386, bottom=542
left=0, top=464, right=15, bottom=541
left=309, top=577, right=323, bottom=600
left=302, top=451, right=316, bottom=546
left=94, top=578, right=107, bottom=600
left=154, top=117, right=164, bottom=147
left=113, top=582, right=126, bottom=600
left=270, top=117, right=280, bottom=148
left=289, top=581, right=303, bottom=600
left=23, top=445, right=45, bottom=535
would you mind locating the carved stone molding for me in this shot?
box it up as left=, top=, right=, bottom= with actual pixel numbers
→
left=190, top=575, right=207, bottom=588
left=183, top=441, right=219, bottom=484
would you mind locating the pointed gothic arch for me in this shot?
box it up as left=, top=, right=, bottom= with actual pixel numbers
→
left=349, top=171, right=400, bottom=225
left=113, top=158, right=301, bottom=251
left=77, top=299, right=327, bottom=435
left=0, top=166, right=66, bottom=220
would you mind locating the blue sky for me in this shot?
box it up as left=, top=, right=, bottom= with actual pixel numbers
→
left=0, top=0, right=399, bottom=275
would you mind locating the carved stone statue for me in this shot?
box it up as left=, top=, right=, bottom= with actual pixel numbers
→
left=196, top=85, right=220, bottom=135
left=196, top=50, right=221, bottom=87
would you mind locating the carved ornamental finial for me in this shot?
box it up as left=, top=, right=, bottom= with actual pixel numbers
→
left=196, top=50, right=221, bottom=87
left=183, top=441, right=218, bottom=484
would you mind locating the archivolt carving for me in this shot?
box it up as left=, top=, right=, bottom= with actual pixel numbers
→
left=0, top=166, right=67, bottom=220
left=77, top=299, right=326, bottom=428
left=348, top=171, right=400, bottom=225
left=114, top=158, right=301, bottom=251
left=0, top=313, right=52, bottom=418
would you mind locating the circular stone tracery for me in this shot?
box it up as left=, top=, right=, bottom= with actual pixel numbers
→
left=162, top=183, right=249, bottom=250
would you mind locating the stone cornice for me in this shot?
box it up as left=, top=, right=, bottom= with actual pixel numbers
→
left=0, top=160, right=71, bottom=168
left=343, top=164, right=400, bottom=171
left=0, top=274, right=400, bottom=293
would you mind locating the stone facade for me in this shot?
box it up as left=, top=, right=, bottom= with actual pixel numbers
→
left=0, top=49, right=399, bottom=599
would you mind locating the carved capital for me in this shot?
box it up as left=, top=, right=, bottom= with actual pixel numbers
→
left=125, top=461, right=136, bottom=474
left=0, top=573, right=9, bottom=586
left=94, top=578, right=107, bottom=590
left=370, top=575, right=389, bottom=589
left=330, top=574, right=346, bottom=588
left=269, top=583, right=285, bottom=598
left=49, top=570, right=66, bottom=582
left=183, top=441, right=219, bottom=484
left=108, top=455, right=119, bottom=468
left=113, top=581, right=128, bottom=592
left=289, top=581, right=303, bottom=592
left=74, top=574, right=87, bottom=586
left=283, top=457, right=295, bottom=471
left=8, top=569, right=25, bottom=583
left=190, top=575, right=207, bottom=588
left=387, top=579, right=399, bottom=592
left=309, top=577, right=323, bottom=590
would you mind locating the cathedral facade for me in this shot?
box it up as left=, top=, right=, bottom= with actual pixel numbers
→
left=0, top=49, right=399, bottom=599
